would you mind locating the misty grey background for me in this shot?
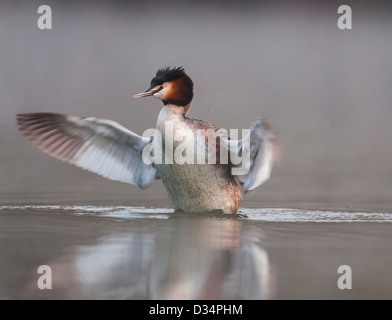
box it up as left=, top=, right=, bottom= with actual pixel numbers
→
left=0, top=1, right=391, bottom=210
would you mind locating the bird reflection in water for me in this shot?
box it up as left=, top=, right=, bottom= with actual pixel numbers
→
left=22, top=216, right=274, bottom=299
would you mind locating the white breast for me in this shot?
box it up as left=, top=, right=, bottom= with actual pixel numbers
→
left=154, top=105, right=241, bottom=214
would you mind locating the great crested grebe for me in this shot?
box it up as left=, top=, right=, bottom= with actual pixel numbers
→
left=17, top=67, right=278, bottom=214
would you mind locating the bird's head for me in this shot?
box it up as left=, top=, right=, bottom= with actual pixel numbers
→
left=133, top=66, right=194, bottom=107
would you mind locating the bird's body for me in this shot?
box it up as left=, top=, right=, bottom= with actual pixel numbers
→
left=155, top=105, right=241, bottom=213
left=17, top=67, right=278, bottom=214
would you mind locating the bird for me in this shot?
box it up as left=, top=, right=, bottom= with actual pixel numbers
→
left=16, top=66, right=278, bottom=214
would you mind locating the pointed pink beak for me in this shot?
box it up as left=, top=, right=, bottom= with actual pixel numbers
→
left=132, top=88, right=156, bottom=99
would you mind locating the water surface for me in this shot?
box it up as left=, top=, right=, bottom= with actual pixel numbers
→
left=1, top=202, right=391, bottom=300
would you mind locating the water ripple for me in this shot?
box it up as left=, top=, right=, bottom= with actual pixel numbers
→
left=1, top=205, right=392, bottom=223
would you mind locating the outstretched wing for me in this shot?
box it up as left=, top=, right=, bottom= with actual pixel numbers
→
left=230, top=119, right=279, bottom=192
left=187, top=117, right=279, bottom=192
left=17, top=113, right=157, bottom=189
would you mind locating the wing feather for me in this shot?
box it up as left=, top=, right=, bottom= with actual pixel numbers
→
left=17, top=113, right=157, bottom=189
left=230, top=119, right=279, bottom=192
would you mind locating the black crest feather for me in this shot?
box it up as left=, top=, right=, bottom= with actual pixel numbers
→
left=150, top=66, right=187, bottom=86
